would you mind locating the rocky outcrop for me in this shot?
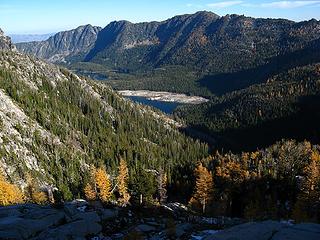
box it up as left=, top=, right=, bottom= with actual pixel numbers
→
left=0, top=29, right=16, bottom=51
left=0, top=201, right=117, bottom=240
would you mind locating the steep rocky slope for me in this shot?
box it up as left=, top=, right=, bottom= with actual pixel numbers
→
left=0, top=30, right=208, bottom=198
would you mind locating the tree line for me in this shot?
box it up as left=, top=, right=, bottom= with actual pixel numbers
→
left=1, top=139, right=319, bottom=223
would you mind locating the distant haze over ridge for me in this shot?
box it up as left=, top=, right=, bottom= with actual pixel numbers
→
left=9, top=33, right=55, bottom=44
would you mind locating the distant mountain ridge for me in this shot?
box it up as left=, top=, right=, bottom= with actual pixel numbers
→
left=16, top=11, right=320, bottom=73
left=17, top=24, right=101, bottom=63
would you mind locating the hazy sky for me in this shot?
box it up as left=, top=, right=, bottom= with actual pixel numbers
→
left=1, top=0, right=320, bottom=34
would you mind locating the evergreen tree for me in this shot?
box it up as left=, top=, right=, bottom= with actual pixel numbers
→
left=130, top=168, right=156, bottom=205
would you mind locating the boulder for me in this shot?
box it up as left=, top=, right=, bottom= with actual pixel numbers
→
left=293, top=223, right=320, bottom=233
left=205, top=220, right=285, bottom=240
left=64, top=204, right=80, bottom=217
left=0, top=229, right=22, bottom=239
left=204, top=221, right=320, bottom=240
left=70, top=199, right=88, bottom=207
left=0, top=212, right=65, bottom=239
left=71, top=211, right=101, bottom=223
left=0, top=205, right=23, bottom=218
left=272, top=223, right=320, bottom=240
left=136, top=224, right=157, bottom=233
left=99, top=208, right=118, bottom=221
left=175, top=223, right=193, bottom=238
left=23, top=206, right=60, bottom=219
left=36, top=219, right=102, bottom=239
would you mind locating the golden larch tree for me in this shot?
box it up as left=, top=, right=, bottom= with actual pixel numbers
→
left=117, top=159, right=131, bottom=206
left=292, top=149, right=320, bottom=222
left=189, top=163, right=214, bottom=213
left=26, top=174, right=47, bottom=204
left=158, top=169, right=167, bottom=204
left=84, top=183, right=97, bottom=201
left=84, top=166, right=97, bottom=201
left=0, top=171, right=25, bottom=206
left=95, top=167, right=112, bottom=203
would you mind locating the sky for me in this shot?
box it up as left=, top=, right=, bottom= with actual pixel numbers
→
left=1, top=0, right=320, bottom=34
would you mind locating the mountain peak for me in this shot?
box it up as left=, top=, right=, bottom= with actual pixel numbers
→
left=194, top=10, right=220, bottom=17
left=76, top=24, right=99, bottom=31
left=108, top=20, right=132, bottom=27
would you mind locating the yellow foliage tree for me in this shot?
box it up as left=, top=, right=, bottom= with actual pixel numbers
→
left=95, top=168, right=112, bottom=203
left=304, top=150, right=320, bottom=193
left=117, top=159, right=131, bottom=206
left=158, top=169, right=167, bottom=204
left=292, top=149, right=320, bottom=222
left=26, top=174, right=47, bottom=205
left=84, top=183, right=96, bottom=201
left=0, top=172, right=25, bottom=206
left=83, top=166, right=97, bottom=201
left=189, top=163, right=214, bottom=213
left=32, top=191, right=48, bottom=205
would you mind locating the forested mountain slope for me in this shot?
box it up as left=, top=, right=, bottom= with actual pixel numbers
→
left=176, top=63, right=320, bottom=151
left=0, top=29, right=208, bottom=200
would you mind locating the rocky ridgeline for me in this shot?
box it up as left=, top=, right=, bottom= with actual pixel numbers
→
left=0, top=201, right=319, bottom=240
left=16, top=12, right=320, bottom=74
